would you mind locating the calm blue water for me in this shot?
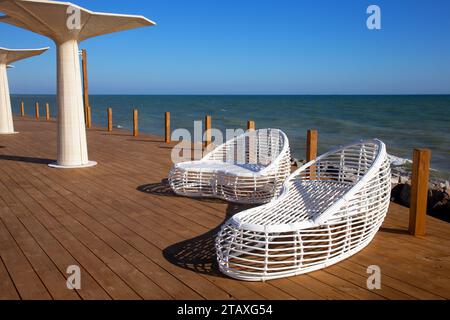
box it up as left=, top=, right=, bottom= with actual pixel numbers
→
left=11, top=95, right=450, bottom=179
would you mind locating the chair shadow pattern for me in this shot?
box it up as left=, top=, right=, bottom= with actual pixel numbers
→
left=137, top=179, right=177, bottom=197
left=138, top=179, right=230, bottom=204
left=137, top=179, right=255, bottom=276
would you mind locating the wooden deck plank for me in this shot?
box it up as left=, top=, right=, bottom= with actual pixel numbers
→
left=0, top=127, right=251, bottom=299
left=307, top=271, right=385, bottom=300
left=16, top=148, right=271, bottom=300
left=24, top=160, right=247, bottom=299
left=18, top=163, right=203, bottom=300
left=0, top=196, right=79, bottom=300
left=0, top=117, right=449, bottom=300
left=269, top=278, right=325, bottom=300
left=0, top=162, right=172, bottom=300
left=289, top=274, right=357, bottom=299
left=0, top=218, right=51, bottom=299
left=0, top=255, right=20, bottom=300
left=344, top=247, right=450, bottom=299
left=0, top=176, right=111, bottom=300
left=338, top=260, right=444, bottom=300
left=0, top=165, right=140, bottom=299
left=323, top=264, right=414, bottom=300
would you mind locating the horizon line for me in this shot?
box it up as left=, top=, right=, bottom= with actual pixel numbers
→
left=10, top=93, right=450, bottom=96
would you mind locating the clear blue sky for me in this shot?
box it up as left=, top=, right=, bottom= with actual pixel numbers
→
left=1, top=0, right=449, bottom=94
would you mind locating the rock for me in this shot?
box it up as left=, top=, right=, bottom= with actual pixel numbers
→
left=290, top=158, right=305, bottom=167
left=440, top=181, right=450, bottom=194
left=391, top=183, right=450, bottom=217
left=399, top=184, right=411, bottom=206
left=400, top=176, right=411, bottom=184
left=391, top=184, right=403, bottom=202
left=429, top=190, right=450, bottom=214
left=391, top=177, right=399, bottom=186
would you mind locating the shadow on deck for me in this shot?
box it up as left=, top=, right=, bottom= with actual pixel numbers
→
left=138, top=179, right=253, bottom=277
left=0, top=154, right=55, bottom=165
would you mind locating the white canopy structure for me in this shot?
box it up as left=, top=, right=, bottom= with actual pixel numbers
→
left=0, top=47, right=48, bottom=134
left=0, top=0, right=156, bottom=168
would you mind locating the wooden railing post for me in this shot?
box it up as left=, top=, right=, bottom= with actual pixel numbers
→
left=35, top=102, right=39, bottom=120
left=86, top=105, right=92, bottom=129
left=133, top=109, right=138, bottom=137
left=409, top=149, right=431, bottom=236
left=107, top=108, right=113, bottom=132
left=81, top=48, right=90, bottom=126
left=20, top=101, right=25, bottom=117
left=46, top=103, right=50, bottom=121
left=306, top=129, right=318, bottom=180
left=165, top=112, right=171, bottom=144
left=247, top=120, right=256, bottom=163
left=306, top=129, right=318, bottom=162
left=204, top=115, right=212, bottom=148
left=247, top=120, right=255, bottom=131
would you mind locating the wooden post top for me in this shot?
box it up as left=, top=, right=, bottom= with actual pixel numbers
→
left=247, top=120, right=255, bottom=131
left=204, top=115, right=212, bottom=149
left=107, top=107, right=113, bottom=132
left=165, top=112, right=171, bottom=144
left=409, top=148, right=431, bottom=236
left=306, top=129, right=318, bottom=162
left=133, top=109, right=139, bottom=137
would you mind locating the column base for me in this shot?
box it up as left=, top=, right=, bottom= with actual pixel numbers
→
left=48, top=160, right=97, bottom=169
left=0, top=131, right=19, bottom=135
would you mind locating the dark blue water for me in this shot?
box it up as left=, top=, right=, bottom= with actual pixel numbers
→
left=11, top=95, right=450, bottom=179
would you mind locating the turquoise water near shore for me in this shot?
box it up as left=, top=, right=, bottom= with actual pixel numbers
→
left=11, top=95, right=450, bottom=180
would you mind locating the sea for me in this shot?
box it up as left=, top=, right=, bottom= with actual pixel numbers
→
left=11, top=95, right=450, bottom=181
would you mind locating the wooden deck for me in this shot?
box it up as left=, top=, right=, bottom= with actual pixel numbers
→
left=0, top=116, right=449, bottom=300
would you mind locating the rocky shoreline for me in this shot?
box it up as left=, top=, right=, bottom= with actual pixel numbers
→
left=390, top=166, right=450, bottom=219
left=290, top=157, right=450, bottom=219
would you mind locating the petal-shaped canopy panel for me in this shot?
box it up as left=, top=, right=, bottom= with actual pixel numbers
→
left=0, top=47, right=48, bottom=64
left=0, top=0, right=155, bottom=43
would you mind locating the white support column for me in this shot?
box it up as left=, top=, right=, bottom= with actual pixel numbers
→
left=48, top=40, right=96, bottom=168
left=0, top=63, right=17, bottom=134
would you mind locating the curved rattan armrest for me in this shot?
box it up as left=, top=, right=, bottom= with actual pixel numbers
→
left=314, top=139, right=386, bottom=224
left=258, top=129, right=289, bottom=176
left=201, top=128, right=290, bottom=177
left=276, top=139, right=387, bottom=226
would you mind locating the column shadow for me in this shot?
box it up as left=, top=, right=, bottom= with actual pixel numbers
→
left=0, top=155, right=54, bottom=164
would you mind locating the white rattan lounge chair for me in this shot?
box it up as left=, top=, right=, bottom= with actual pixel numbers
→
left=216, top=139, right=391, bottom=281
left=168, top=128, right=291, bottom=204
